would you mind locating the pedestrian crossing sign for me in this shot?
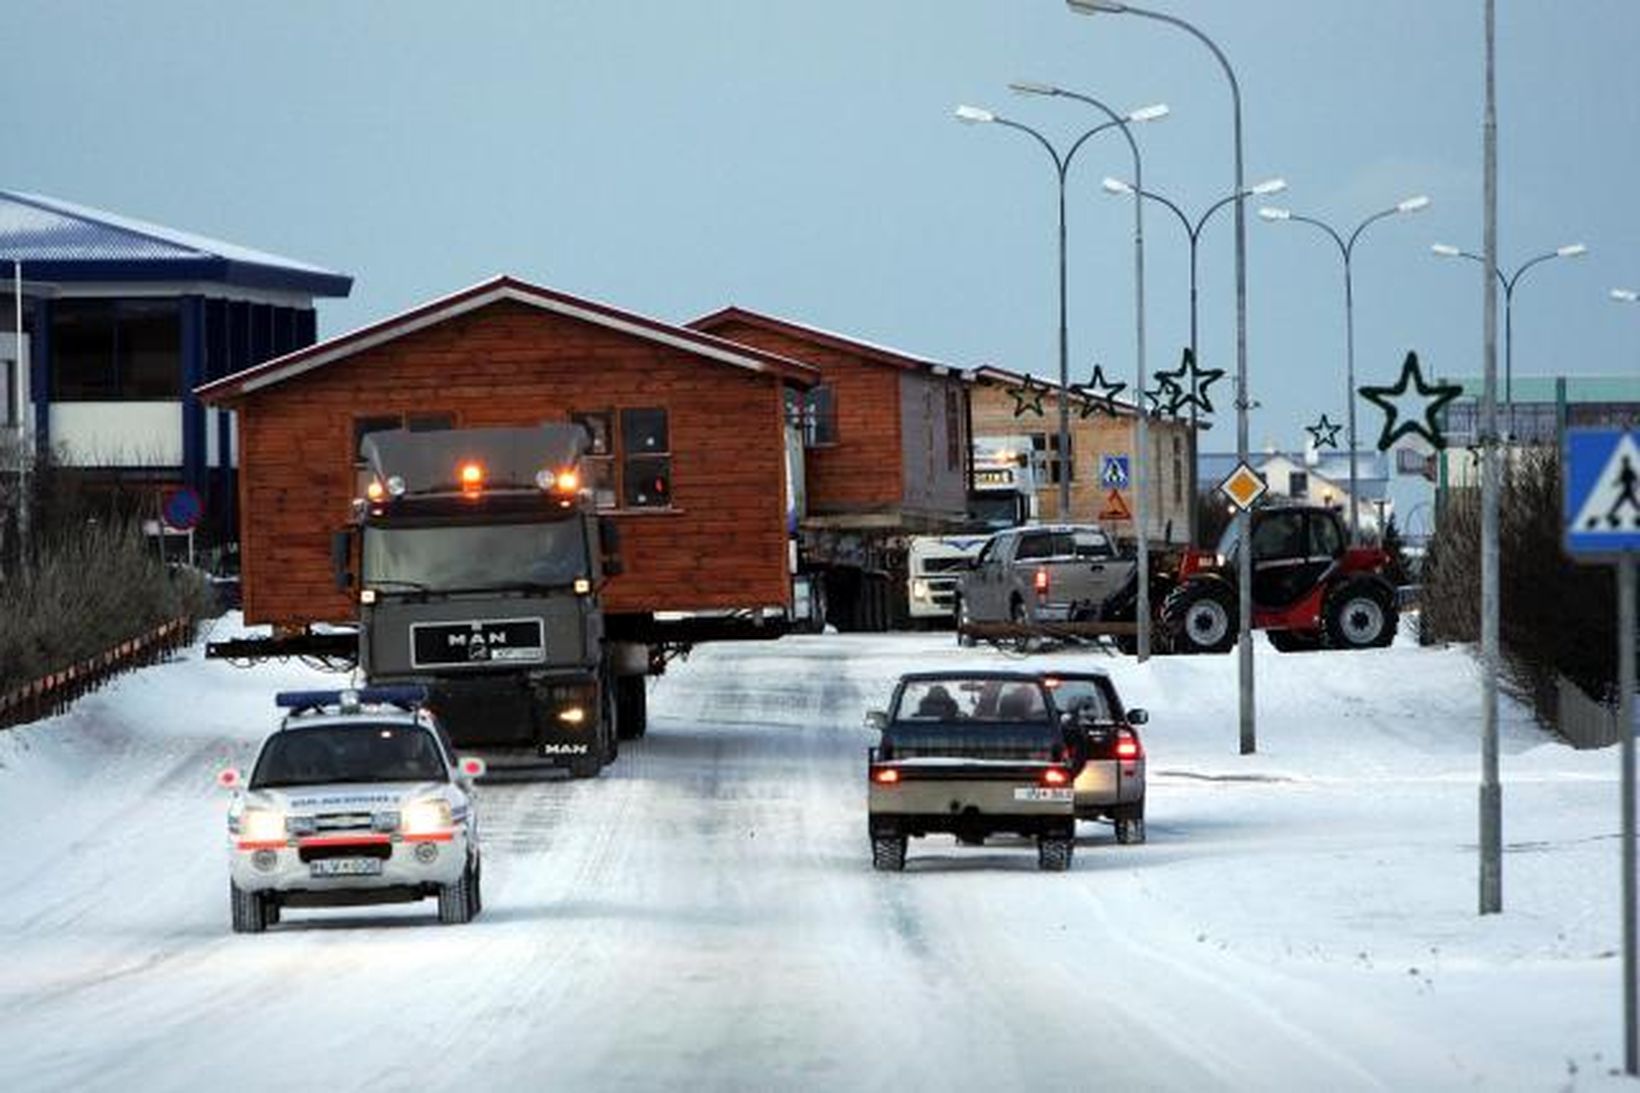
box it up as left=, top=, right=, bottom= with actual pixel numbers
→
left=1564, top=428, right=1640, bottom=558
left=1100, top=454, right=1130, bottom=490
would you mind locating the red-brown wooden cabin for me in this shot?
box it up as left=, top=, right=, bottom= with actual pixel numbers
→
left=197, top=276, right=817, bottom=634
left=687, top=307, right=969, bottom=629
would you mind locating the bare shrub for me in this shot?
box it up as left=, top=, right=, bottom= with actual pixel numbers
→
left=1422, top=447, right=1618, bottom=736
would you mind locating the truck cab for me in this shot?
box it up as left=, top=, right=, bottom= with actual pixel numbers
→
left=337, top=424, right=623, bottom=777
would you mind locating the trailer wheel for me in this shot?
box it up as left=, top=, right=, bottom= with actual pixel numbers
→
left=1323, top=579, right=1398, bottom=649
left=1162, top=581, right=1236, bottom=654
left=616, top=675, right=648, bottom=740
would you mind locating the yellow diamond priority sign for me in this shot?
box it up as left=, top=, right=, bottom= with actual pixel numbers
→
left=1217, top=461, right=1268, bottom=510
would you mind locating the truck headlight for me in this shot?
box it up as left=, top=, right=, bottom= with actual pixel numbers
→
left=238, top=808, right=286, bottom=843
left=911, top=579, right=930, bottom=601
left=401, top=799, right=453, bottom=835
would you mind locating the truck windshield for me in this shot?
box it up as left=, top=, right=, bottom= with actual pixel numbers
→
left=363, top=519, right=588, bottom=592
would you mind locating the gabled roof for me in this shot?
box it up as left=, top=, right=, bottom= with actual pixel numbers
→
left=0, top=190, right=352, bottom=297
left=688, top=306, right=958, bottom=376
left=196, top=275, right=819, bottom=402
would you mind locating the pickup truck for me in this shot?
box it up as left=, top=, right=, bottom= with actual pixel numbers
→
left=866, top=671, right=1078, bottom=872
left=955, top=524, right=1136, bottom=631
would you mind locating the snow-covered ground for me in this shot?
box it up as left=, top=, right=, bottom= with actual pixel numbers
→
left=0, top=615, right=1631, bottom=1091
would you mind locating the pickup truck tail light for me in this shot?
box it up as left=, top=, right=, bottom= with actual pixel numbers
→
left=1039, top=766, right=1071, bottom=787
left=871, top=766, right=901, bottom=786
left=1115, top=729, right=1143, bottom=760
left=1034, top=566, right=1049, bottom=599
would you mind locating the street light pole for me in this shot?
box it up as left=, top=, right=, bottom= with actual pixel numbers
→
left=1259, top=195, right=1431, bottom=544
left=1067, top=0, right=1260, bottom=754
left=1432, top=242, right=1588, bottom=436
left=955, top=102, right=1165, bottom=523
left=1104, top=176, right=1286, bottom=544
left=1010, top=84, right=1166, bottom=659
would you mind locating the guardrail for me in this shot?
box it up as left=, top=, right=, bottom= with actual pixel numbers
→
left=0, top=617, right=194, bottom=731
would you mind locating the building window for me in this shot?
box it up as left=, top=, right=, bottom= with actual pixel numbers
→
left=621, top=407, right=671, bottom=508
left=51, top=299, right=181, bottom=400
left=572, top=411, right=617, bottom=509
left=1, top=357, right=16, bottom=429
left=804, top=385, right=838, bottom=447
left=1172, top=435, right=1184, bottom=505
left=1030, top=433, right=1074, bottom=485
left=1288, top=471, right=1308, bottom=498
left=351, top=412, right=453, bottom=497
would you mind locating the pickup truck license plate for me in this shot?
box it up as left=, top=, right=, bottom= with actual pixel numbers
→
left=1014, top=787, right=1074, bottom=802
left=310, top=858, right=383, bottom=878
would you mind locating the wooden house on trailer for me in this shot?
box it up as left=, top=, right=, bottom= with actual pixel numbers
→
left=196, top=275, right=817, bottom=635
left=688, top=306, right=970, bottom=630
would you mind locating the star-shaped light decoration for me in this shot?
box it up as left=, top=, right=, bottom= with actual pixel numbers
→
left=1143, top=375, right=1185, bottom=419
left=1076, top=364, right=1127, bottom=419
left=1305, top=413, right=1343, bottom=450
left=1173, top=347, right=1226, bottom=416
left=1357, top=351, right=1463, bottom=450
left=1007, top=377, right=1048, bottom=417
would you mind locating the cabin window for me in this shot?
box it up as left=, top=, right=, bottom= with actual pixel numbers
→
left=620, top=407, right=671, bottom=508
left=351, top=411, right=453, bottom=496
left=51, top=299, right=183, bottom=400
left=572, top=411, right=617, bottom=508
left=804, top=385, right=838, bottom=447
left=1030, top=432, right=1074, bottom=484
left=1288, top=471, right=1308, bottom=499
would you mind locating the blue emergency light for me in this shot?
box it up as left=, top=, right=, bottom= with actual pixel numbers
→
left=274, top=685, right=430, bottom=712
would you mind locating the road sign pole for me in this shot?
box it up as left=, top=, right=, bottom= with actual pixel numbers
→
left=1621, top=553, right=1637, bottom=1076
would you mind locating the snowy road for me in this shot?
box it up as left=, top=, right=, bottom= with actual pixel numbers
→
left=0, top=624, right=1631, bottom=1090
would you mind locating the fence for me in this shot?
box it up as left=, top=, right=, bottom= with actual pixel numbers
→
left=1557, top=673, right=1628, bottom=750
left=0, top=617, right=194, bottom=731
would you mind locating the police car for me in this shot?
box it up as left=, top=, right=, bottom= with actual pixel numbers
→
left=218, top=686, right=485, bottom=932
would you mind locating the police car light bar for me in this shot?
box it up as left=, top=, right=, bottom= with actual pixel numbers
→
left=274, top=685, right=431, bottom=712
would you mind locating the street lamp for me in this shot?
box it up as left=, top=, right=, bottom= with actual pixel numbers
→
left=1067, top=0, right=1260, bottom=755
left=1006, top=81, right=1166, bottom=659
left=954, top=98, right=1165, bottom=524
left=1258, top=195, right=1431, bottom=543
left=1431, top=241, right=1588, bottom=432
left=1102, top=175, right=1286, bottom=543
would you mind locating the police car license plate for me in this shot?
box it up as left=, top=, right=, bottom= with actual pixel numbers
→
left=310, top=858, right=383, bottom=878
left=1014, top=787, right=1073, bottom=802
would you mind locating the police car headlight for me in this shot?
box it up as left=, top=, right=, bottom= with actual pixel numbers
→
left=239, top=808, right=286, bottom=843
left=400, top=799, right=453, bottom=835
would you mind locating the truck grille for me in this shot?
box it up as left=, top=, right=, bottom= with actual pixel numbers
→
left=299, top=843, right=393, bottom=864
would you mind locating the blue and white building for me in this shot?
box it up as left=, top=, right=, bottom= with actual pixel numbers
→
left=1, top=190, right=351, bottom=543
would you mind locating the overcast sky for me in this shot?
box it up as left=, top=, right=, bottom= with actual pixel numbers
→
left=8, top=1, right=1637, bottom=513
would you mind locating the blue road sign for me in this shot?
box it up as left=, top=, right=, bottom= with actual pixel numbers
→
left=1565, top=428, right=1640, bottom=557
left=162, top=485, right=203, bottom=532
left=1100, top=455, right=1130, bottom=490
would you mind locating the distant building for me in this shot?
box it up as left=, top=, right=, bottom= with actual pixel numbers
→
left=967, top=365, right=1194, bottom=545
left=1198, top=449, right=1392, bottom=536
left=1, top=190, right=351, bottom=545
left=1436, top=375, right=1640, bottom=489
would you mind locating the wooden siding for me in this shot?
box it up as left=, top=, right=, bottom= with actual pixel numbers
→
left=969, top=379, right=1193, bottom=543
left=226, top=299, right=792, bottom=628
left=694, top=319, right=906, bottom=517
